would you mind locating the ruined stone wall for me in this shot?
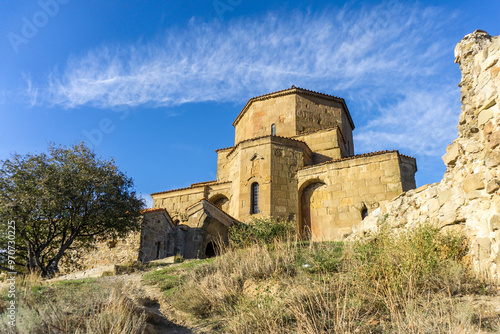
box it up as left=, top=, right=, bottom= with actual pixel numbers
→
left=297, top=151, right=415, bottom=240
left=60, top=232, right=141, bottom=273
left=352, top=30, right=500, bottom=281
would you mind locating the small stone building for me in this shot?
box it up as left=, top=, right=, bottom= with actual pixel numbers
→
left=139, top=202, right=238, bottom=261
left=139, top=208, right=176, bottom=262
left=151, top=87, right=417, bottom=244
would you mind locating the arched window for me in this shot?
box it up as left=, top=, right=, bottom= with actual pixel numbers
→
left=251, top=182, right=260, bottom=214
left=361, top=208, right=368, bottom=220
left=271, top=123, right=276, bottom=136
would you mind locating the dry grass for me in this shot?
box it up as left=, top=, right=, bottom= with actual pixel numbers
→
left=3, top=223, right=497, bottom=333
left=147, top=223, right=499, bottom=333
left=0, top=274, right=147, bottom=334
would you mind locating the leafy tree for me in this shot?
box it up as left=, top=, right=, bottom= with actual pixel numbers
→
left=0, top=143, right=144, bottom=277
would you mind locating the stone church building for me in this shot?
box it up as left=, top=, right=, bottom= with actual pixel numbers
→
left=142, top=87, right=417, bottom=260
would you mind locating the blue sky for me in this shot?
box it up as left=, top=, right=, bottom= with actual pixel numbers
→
left=1, top=1, right=499, bottom=207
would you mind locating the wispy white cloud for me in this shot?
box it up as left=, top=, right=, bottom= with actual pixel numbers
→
left=30, top=1, right=460, bottom=158
left=354, top=87, right=460, bottom=157
left=23, top=74, right=39, bottom=107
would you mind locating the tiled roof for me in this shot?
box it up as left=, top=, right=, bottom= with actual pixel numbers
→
left=299, top=150, right=416, bottom=171
left=215, top=146, right=234, bottom=153
left=190, top=180, right=217, bottom=187
left=185, top=198, right=240, bottom=223
left=232, top=86, right=354, bottom=130
left=151, top=186, right=194, bottom=196
left=226, top=134, right=310, bottom=157
left=141, top=208, right=176, bottom=224
left=141, top=208, right=166, bottom=214
left=151, top=181, right=231, bottom=196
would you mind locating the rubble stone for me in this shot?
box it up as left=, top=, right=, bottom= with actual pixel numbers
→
left=351, top=30, right=500, bottom=282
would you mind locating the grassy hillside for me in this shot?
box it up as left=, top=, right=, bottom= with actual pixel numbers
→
left=145, top=223, right=499, bottom=333
left=1, top=222, right=499, bottom=333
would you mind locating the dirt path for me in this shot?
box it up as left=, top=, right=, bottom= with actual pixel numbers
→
left=118, top=273, right=200, bottom=334
left=52, top=262, right=202, bottom=333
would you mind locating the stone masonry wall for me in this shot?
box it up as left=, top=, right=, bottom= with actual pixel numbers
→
left=139, top=210, right=176, bottom=262
left=297, top=151, right=416, bottom=240
left=234, top=94, right=297, bottom=144
left=352, top=30, right=500, bottom=281
left=295, top=94, right=354, bottom=154
left=60, top=232, right=141, bottom=273
left=293, top=127, right=344, bottom=163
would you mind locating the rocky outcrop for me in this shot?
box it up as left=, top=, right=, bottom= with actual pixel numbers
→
left=352, top=30, right=500, bottom=281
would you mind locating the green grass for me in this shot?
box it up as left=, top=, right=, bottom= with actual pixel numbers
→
left=143, top=258, right=216, bottom=296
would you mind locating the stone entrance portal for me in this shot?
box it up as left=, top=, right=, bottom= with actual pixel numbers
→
left=301, top=182, right=328, bottom=241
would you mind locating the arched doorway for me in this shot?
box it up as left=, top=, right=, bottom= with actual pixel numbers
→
left=205, top=241, right=217, bottom=258
left=300, top=182, right=328, bottom=240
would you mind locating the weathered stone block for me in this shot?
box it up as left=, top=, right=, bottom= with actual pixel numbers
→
left=438, top=189, right=452, bottom=205
left=368, top=185, right=386, bottom=194
left=387, top=183, right=401, bottom=192
left=486, top=179, right=500, bottom=193
left=489, top=131, right=500, bottom=149
left=462, top=174, right=485, bottom=193
left=442, top=143, right=461, bottom=166
left=427, top=198, right=441, bottom=214
left=483, top=120, right=495, bottom=135
left=472, top=237, right=492, bottom=262
left=465, top=141, right=482, bottom=153
left=485, top=149, right=500, bottom=168
left=491, top=215, right=500, bottom=231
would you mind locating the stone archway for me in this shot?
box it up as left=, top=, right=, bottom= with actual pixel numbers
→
left=209, top=194, right=230, bottom=212
left=205, top=241, right=217, bottom=258
left=300, top=182, right=328, bottom=241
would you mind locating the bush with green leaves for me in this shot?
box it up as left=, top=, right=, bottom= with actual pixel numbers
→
left=349, top=223, right=470, bottom=296
left=229, top=217, right=296, bottom=247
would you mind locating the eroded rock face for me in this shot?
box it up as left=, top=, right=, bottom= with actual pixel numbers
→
left=351, top=30, right=500, bottom=282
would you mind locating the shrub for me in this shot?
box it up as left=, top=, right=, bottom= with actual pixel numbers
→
left=349, top=223, right=470, bottom=296
left=229, top=217, right=296, bottom=247
left=115, top=261, right=149, bottom=274
left=174, top=254, right=184, bottom=263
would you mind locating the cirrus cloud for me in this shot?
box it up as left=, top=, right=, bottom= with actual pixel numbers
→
left=30, top=1, right=461, bottom=160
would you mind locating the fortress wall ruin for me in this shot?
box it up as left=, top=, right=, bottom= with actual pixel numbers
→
left=352, top=30, right=500, bottom=281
